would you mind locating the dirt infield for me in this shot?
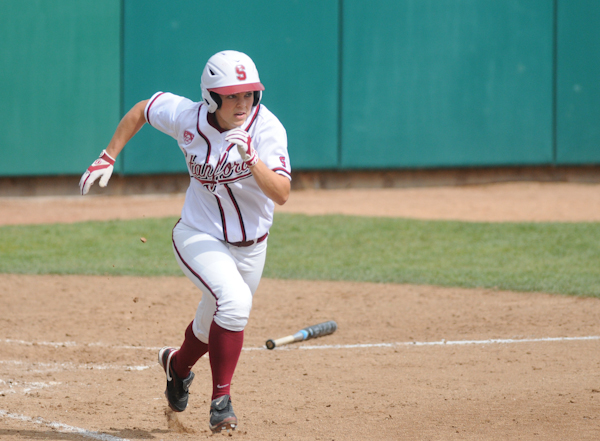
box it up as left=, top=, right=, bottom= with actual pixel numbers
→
left=1, top=182, right=600, bottom=440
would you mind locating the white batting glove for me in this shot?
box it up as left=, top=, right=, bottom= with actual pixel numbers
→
left=225, top=128, right=258, bottom=167
left=79, top=149, right=115, bottom=195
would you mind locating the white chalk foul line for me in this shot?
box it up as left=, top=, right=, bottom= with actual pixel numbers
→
left=282, top=335, right=600, bottom=350
left=2, top=339, right=158, bottom=351
left=0, top=409, right=130, bottom=441
left=0, top=379, right=61, bottom=396
left=2, top=335, right=600, bottom=353
left=0, top=359, right=151, bottom=372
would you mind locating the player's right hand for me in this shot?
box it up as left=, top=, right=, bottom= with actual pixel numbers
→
left=79, top=149, right=115, bottom=195
left=225, top=128, right=259, bottom=168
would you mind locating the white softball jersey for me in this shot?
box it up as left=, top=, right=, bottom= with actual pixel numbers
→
left=144, top=92, right=291, bottom=244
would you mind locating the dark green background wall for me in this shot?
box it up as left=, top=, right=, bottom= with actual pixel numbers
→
left=0, top=0, right=598, bottom=177
left=342, top=0, right=554, bottom=168
left=0, top=0, right=121, bottom=176
left=122, top=0, right=339, bottom=174
left=556, top=0, right=600, bottom=164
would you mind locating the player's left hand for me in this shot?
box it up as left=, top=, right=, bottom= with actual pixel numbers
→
left=79, top=149, right=115, bottom=195
left=226, top=128, right=258, bottom=167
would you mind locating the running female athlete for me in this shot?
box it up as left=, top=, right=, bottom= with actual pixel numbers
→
left=79, top=50, right=291, bottom=433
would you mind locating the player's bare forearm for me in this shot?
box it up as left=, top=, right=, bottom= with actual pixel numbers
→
left=105, top=100, right=149, bottom=159
left=250, top=161, right=290, bottom=205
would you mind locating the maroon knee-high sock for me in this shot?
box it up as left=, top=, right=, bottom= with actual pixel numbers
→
left=172, top=321, right=208, bottom=379
left=208, top=321, right=244, bottom=400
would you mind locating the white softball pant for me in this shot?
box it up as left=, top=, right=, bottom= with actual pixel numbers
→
left=172, top=221, right=267, bottom=343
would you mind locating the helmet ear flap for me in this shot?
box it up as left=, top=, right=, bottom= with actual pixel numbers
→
left=209, top=91, right=222, bottom=110
left=201, top=84, right=219, bottom=113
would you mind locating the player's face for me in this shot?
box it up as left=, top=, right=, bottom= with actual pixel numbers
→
left=215, top=91, right=254, bottom=130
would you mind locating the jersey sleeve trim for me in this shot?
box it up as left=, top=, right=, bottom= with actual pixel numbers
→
left=273, top=167, right=292, bottom=180
left=145, top=92, right=165, bottom=126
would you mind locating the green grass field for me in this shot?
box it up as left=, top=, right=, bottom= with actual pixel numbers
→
left=1, top=214, right=599, bottom=297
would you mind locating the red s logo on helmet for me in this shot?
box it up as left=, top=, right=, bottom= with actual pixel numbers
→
left=236, top=65, right=246, bottom=81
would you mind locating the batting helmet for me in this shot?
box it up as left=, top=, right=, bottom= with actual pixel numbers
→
left=201, top=50, right=265, bottom=113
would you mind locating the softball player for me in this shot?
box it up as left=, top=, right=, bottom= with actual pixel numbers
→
left=80, top=50, right=291, bottom=433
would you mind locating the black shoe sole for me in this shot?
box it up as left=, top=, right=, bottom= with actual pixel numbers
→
left=209, top=419, right=237, bottom=433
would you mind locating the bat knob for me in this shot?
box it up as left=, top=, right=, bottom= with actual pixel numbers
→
left=265, top=339, right=276, bottom=350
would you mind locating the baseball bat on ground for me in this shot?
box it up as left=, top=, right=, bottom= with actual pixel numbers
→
left=265, top=320, right=337, bottom=350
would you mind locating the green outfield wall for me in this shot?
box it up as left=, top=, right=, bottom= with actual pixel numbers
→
left=556, top=0, right=600, bottom=164
left=0, top=0, right=121, bottom=176
left=121, top=0, right=339, bottom=173
left=342, top=0, right=554, bottom=168
left=0, top=0, right=598, bottom=177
